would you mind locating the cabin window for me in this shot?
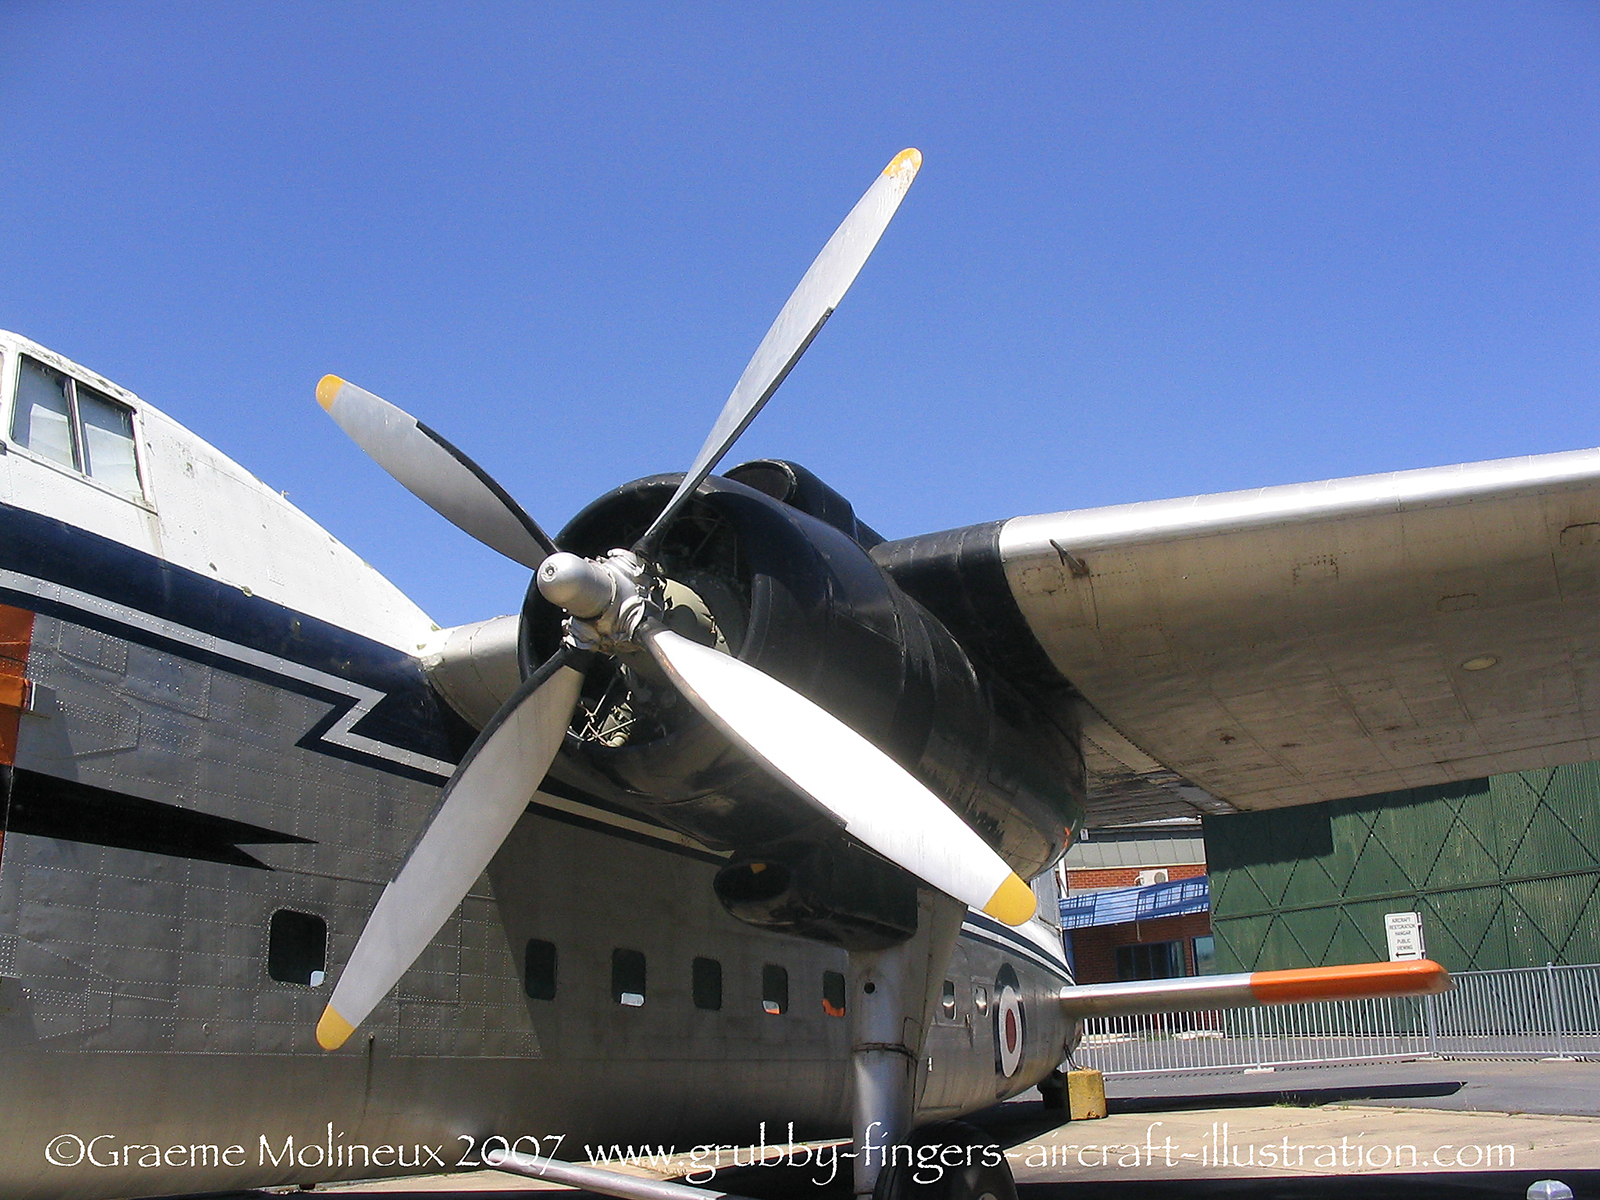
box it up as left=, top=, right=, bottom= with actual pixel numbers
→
left=692, top=957, right=722, bottom=1010
left=11, top=356, right=143, bottom=498
left=524, top=939, right=557, bottom=1000
left=973, top=985, right=989, bottom=1014
left=612, top=948, right=646, bottom=1007
left=940, top=979, right=957, bottom=1020
left=822, top=970, right=847, bottom=1018
left=267, top=909, right=326, bottom=986
left=761, top=964, right=788, bottom=1015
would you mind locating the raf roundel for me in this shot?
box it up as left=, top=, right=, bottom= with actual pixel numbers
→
left=994, top=964, right=1026, bottom=1078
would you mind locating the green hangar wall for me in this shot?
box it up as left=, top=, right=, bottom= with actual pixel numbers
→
left=1205, top=762, right=1600, bottom=974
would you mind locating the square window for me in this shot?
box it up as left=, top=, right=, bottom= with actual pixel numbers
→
left=822, top=970, right=846, bottom=1018
left=692, top=957, right=722, bottom=1011
left=612, top=948, right=646, bottom=1007
left=525, top=939, right=557, bottom=1000
left=267, top=909, right=326, bottom=986
left=761, top=964, right=788, bottom=1015
left=1116, top=940, right=1184, bottom=982
left=14, top=357, right=76, bottom=469
left=11, top=355, right=143, bottom=498
left=76, top=384, right=142, bottom=496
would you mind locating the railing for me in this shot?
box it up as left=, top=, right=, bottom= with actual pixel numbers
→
left=1059, top=876, right=1210, bottom=929
left=1072, top=962, right=1600, bottom=1077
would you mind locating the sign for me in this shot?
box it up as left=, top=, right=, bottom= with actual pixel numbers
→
left=1384, top=911, right=1426, bottom=961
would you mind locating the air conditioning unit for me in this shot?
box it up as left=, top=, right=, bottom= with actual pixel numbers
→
left=1136, top=869, right=1169, bottom=886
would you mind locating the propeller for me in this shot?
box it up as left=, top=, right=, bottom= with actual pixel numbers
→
left=315, top=148, right=1036, bottom=1053
left=634, top=147, right=922, bottom=557
left=644, top=626, right=1035, bottom=924
left=315, top=374, right=555, bottom=568
left=317, top=647, right=586, bottom=1048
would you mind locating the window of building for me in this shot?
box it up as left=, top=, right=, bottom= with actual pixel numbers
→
left=267, top=909, right=326, bottom=986
left=12, top=356, right=142, bottom=498
left=1192, top=935, right=1216, bottom=976
left=612, top=948, right=646, bottom=1007
left=524, top=939, right=557, bottom=1000
left=1116, top=940, right=1185, bottom=981
left=940, top=979, right=957, bottom=1020
left=761, top=964, right=788, bottom=1015
left=692, top=956, right=722, bottom=1011
left=822, top=970, right=847, bottom=1018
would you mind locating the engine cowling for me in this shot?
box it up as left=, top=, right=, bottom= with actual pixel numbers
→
left=521, top=467, right=1085, bottom=941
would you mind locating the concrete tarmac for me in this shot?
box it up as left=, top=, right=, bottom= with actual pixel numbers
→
left=1100, top=1057, right=1600, bottom=1118
left=226, top=1061, right=1600, bottom=1200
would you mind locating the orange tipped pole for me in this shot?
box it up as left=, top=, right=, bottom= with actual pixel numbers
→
left=1060, top=959, right=1452, bottom=1019
left=1249, top=959, right=1451, bottom=1005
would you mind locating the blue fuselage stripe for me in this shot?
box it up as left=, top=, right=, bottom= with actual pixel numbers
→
left=0, top=500, right=472, bottom=780
left=960, top=917, right=1072, bottom=982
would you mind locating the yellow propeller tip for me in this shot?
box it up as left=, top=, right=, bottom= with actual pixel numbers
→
left=982, top=873, right=1036, bottom=926
left=316, top=1005, right=355, bottom=1050
left=884, top=148, right=922, bottom=179
left=316, top=375, right=345, bottom=412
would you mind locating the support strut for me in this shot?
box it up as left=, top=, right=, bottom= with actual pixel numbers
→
left=847, top=891, right=966, bottom=1198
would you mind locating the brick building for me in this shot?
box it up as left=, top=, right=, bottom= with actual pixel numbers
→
left=1056, top=822, right=1213, bottom=985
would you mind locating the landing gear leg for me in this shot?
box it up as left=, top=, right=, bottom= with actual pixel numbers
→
left=847, top=941, right=916, bottom=1198
left=848, top=891, right=965, bottom=1199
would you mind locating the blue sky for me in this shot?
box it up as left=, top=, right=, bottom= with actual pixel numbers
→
left=3, top=2, right=1596, bottom=627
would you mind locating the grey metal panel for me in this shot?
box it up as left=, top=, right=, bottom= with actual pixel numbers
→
left=0, top=533, right=1077, bottom=1198
left=1058, top=836, right=1206, bottom=870
left=1000, top=447, right=1600, bottom=810
left=421, top=614, right=523, bottom=730
left=1076, top=708, right=1236, bottom=824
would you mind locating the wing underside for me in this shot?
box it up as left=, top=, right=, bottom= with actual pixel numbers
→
left=994, top=447, right=1600, bottom=819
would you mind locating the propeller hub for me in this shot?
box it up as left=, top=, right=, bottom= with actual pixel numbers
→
left=537, top=552, right=616, bottom=619
left=541, top=548, right=659, bottom=651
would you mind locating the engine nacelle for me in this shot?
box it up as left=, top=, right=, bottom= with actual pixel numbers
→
left=521, top=467, right=1085, bottom=933
left=714, top=837, right=919, bottom=951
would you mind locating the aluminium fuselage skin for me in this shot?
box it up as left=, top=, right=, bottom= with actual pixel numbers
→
left=0, top=332, right=1074, bottom=1200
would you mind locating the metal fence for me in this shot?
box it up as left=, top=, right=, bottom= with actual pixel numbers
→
left=1073, top=962, right=1600, bottom=1077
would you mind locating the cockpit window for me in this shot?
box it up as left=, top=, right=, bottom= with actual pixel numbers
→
left=77, top=384, right=141, bottom=496
left=11, top=355, right=143, bottom=498
left=14, top=357, right=77, bottom=469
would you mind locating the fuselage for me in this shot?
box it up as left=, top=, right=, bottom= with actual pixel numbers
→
left=0, top=332, right=1074, bottom=1199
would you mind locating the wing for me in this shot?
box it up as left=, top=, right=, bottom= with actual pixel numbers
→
left=877, top=446, right=1600, bottom=823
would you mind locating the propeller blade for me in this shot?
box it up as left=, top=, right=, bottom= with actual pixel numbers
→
left=316, top=375, right=556, bottom=568
left=634, top=148, right=922, bottom=555
left=317, top=648, right=585, bottom=1049
left=643, top=626, right=1035, bottom=926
